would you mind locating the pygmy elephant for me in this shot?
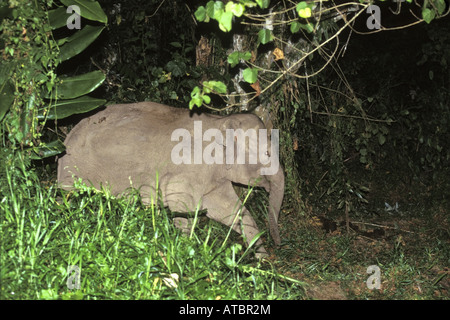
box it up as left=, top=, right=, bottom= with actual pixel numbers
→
left=57, top=102, right=285, bottom=256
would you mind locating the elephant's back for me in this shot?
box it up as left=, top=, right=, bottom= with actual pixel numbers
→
left=63, top=102, right=187, bottom=147
left=58, top=102, right=189, bottom=190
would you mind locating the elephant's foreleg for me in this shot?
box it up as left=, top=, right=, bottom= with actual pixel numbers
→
left=202, top=184, right=267, bottom=257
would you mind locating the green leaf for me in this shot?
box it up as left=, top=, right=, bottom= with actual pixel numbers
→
left=60, top=0, right=107, bottom=24
left=194, top=6, right=206, bottom=21
left=48, top=7, right=69, bottom=29
left=234, top=3, right=245, bottom=16
left=0, top=6, right=13, bottom=23
left=206, top=1, right=225, bottom=20
left=298, top=8, right=311, bottom=18
left=190, top=86, right=203, bottom=108
left=296, top=2, right=312, bottom=18
left=302, top=22, right=314, bottom=33
left=292, top=21, right=315, bottom=34
left=189, top=96, right=203, bottom=109
left=219, top=11, right=233, bottom=32
left=215, top=82, right=228, bottom=94
left=435, top=0, right=446, bottom=14
left=422, top=8, right=435, bottom=24
left=203, top=81, right=227, bottom=94
left=242, top=51, right=252, bottom=61
left=203, top=85, right=212, bottom=94
left=30, top=140, right=66, bottom=159
left=0, top=60, right=13, bottom=84
left=20, top=94, right=35, bottom=145
left=49, top=70, right=105, bottom=100
left=225, top=2, right=244, bottom=17
left=191, top=86, right=201, bottom=97
left=0, top=79, right=14, bottom=122
left=166, top=60, right=186, bottom=77
left=255, top=0, right=270, bottom=9
left=290, top=21, right=301, bottom=33
left=378, top=133, right=386, bottom=145
left=258, top=29, right=273, bottom=45
left=239, top=0, right=257, bottom=8
left=170, top=42, right=182, bottom=48
left=38, top=96, right=106, bottom=120
left=380, top=125, right=389, bottom=135
left=228, top=52, right=240, bottom=67
left=227, top=51, right=251, bottom=67
left=59, top=25, right=105, bottom=61
left=296, top=1, right=308, bottom=10
left=243, top=67, right=258, bottom=84
left=202, top=94, right=211, bottom=104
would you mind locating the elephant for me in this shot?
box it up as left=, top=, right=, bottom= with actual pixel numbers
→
left=57, top=102, right=285, bottom=257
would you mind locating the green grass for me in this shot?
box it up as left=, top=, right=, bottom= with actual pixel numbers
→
left=1, top=150, right=448, bottom=300
left=0, top=151, right=305, bottom=300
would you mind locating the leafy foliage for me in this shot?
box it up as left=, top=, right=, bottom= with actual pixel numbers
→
left=190, top=0, right=450, bottom=216
left=91, top=0, right=201, bottom=107
left=0, top=152, right=305, bottom=299
left=0, top=0, right=107, bottom=158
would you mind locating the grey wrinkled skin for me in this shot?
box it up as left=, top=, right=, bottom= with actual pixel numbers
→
left=58, top=102, right=285, bottom=257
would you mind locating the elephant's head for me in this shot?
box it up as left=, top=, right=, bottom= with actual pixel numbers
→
left=215, top=114, right=284, bottom=246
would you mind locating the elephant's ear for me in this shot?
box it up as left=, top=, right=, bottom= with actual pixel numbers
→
left=220, top=116, right=241, bottom=132
left=219, top=117, right=241, bottom=170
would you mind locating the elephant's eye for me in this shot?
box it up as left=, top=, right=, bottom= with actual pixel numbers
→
left=265, top=151, right=270, bottom=157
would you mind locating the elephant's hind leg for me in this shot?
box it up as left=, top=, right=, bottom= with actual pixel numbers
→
left=173, top=217, right=193, bottom=234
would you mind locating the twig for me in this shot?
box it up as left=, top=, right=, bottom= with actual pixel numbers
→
left=356, top=234, right=378, bottom=242
left=350, top=221, right=416, bottom=234
left=146, top=0, right=167, bottom=19
left=312, top=111, right=395, bottom=123
left=345, top=197, right=350, bottom=234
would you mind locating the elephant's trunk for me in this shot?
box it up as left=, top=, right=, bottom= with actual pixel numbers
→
left=267, top=166, right=284, bottom=246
